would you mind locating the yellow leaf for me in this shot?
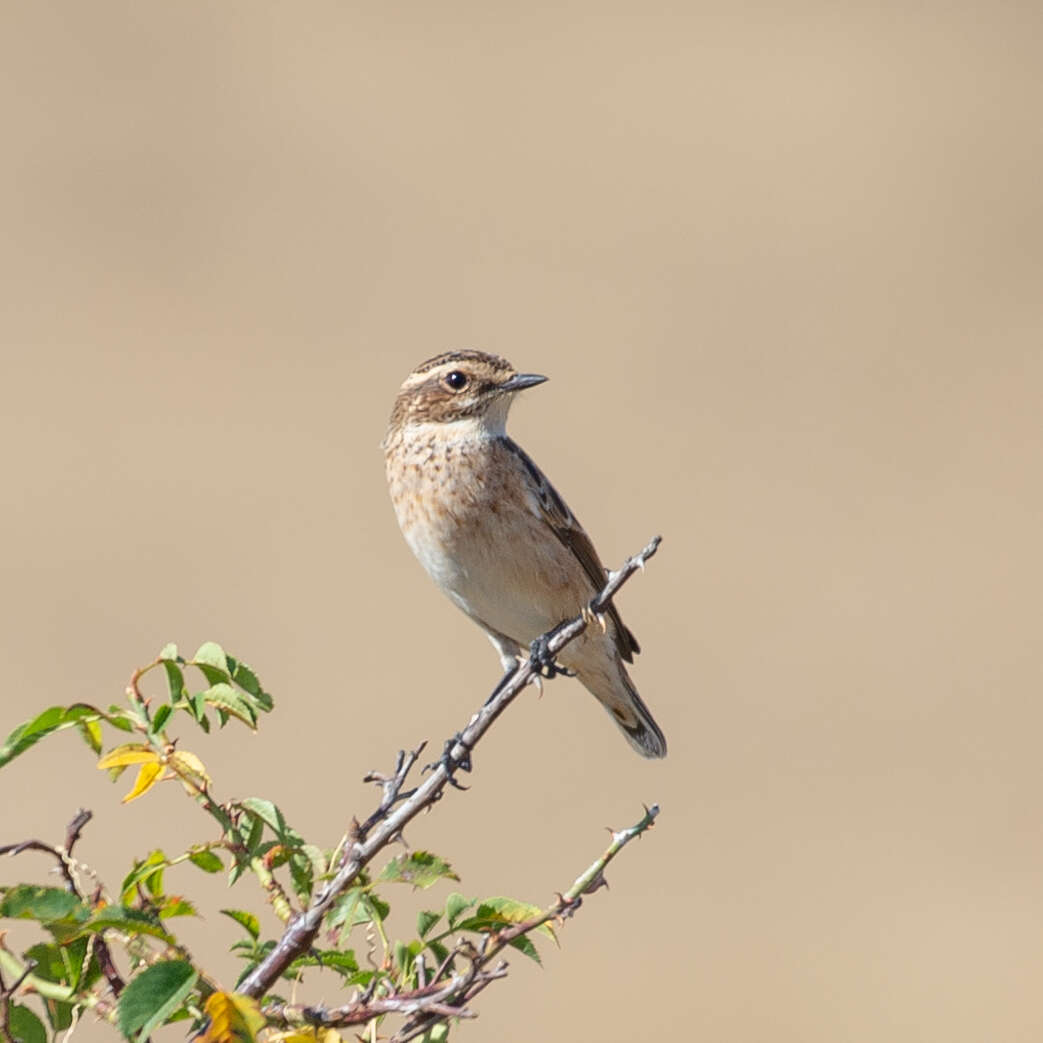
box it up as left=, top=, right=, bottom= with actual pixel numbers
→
left=202, top=992, right=266, bottom=1043
left=169, top=750, right=210, bottom=783
left=122, top=760, right=164, bottom=803
left=98, top=744, right=161, bottom=770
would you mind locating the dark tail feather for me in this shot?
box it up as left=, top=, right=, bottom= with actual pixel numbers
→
left=598, top=668, right=667, bottom=759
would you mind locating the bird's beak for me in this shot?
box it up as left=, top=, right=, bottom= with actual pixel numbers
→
left=501, top=372, right=548, bottom=393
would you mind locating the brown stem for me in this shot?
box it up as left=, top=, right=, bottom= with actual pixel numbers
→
left=238, top=536, right=662, bottom=1000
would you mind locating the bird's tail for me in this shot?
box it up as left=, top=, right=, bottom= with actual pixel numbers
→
left=583, top=662, right=667, bottom=759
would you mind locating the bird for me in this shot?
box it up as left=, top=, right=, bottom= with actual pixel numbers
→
left=382, top=349, right=666, bottom=759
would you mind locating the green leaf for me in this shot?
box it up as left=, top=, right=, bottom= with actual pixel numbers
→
left=508, top=934, right=543, bottom=964
left=445, top=892, right=476, bottom=928
left=161, top=659, right=186, bottom=704
left=158, top=643, right=179, bottom=661
left=289, top=853, right=313, bottom=901
left=26, top=937, right=97, bottom=996
left=117, top=960, right=197, bottom=1041
left=0, top=705, right=106, bottom=768
left=238, top=798, right=302, bottom=844
left=417, top=909, right=441, bottom=938
left=202, top=684, right=257, bottom=728
left=287, top=949, right=359, bottom=977
left=151, top=704, right=173, bottom=733
left=88, top=906, right=176, bottom=944
left=77, top=718, right=104, bottom=754
left=379, top=851, right=459, bottom=890
left=188, top=848, right=224, bottom=873
left=192, top=642, right=231, bottom=684
left=419, top=1024, right=450, bottom=1043
left=221, top=909, right=260, bottom=940
left=327, top=889, right=390, bottom=934
left=456, top=897, right=555, bottom=942
left=120, top=851, right=168, bottom=903
left=9, top=1005, right=47, bottom=1043
left=0, top=885, right=89, bottom=926
left=158, top=897, right=198, bottom=918
left=226, top=655, right=260, bottom=696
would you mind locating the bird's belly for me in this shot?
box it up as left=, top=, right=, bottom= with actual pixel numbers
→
left=402, top=514, right=575, bottom=645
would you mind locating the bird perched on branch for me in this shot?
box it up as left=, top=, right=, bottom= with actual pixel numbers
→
left=383, top=350, right=666, bottom=758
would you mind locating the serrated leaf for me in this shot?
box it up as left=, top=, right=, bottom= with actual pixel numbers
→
left=189, top=848, right=224, bottom=873
left=379, top=851, right=459, bottom=890
left=117, top=960, right=197, bottom=1041
left=0, top=885, right=89, bottom=926
left=221, top=909, right=260, bottom=940
left=193, top=641, right=229, bottom=673
left=97, top=745, right=160, bottom=770
left=159, top=896, right=198, bottom=918
left=444, top=892, right=476, bottom=928
left=88, top=905, right=176, bottom=943
left=456, top=897, right=555, bottom=942
left=9, top=1005, right=47, bottom=1043
left=238, top=798, right=301, bottom=844
left=202, top=684, right=256, bottom=728
left=327, top=890, right=390, bottom=934
left=122, top=760, right=164, bottom=803
left=201, top=991, right=265, bottom=1043
left=417, top=909, right=441, bottom=938
left=227, top=657, right=260, bottom=695
left=507, top=933, right=542, bottom=963
left=287, top=950, right=359, bottom=978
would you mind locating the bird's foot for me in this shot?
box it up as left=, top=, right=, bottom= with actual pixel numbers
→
left=581, top=602, right=608, bottom=633
left=528, top=631, right=574, bottom=679
left=423, top=733, right=472, bottom=790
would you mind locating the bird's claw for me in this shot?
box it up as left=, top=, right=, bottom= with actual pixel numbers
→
left=581, top=601, right=608, bottom=633
left=528, top=633, right=574, bottom=680
left=424, top=733, right=472, bottom=789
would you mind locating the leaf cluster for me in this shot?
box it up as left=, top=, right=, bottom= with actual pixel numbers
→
left=0, top=643, right=560, bottom=1043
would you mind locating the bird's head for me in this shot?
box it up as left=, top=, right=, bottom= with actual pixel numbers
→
left=385, top=350, right=548, bottom=440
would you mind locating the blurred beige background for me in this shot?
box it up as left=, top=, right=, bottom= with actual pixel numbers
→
left=2, top=2, right=1042, bottom=1040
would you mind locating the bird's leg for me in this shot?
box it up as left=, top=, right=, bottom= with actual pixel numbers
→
left=423, top=732, right=472, bottom=790
left=528, top=624, right=575, bottom=680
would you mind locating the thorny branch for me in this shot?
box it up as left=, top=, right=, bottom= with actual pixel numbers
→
left=0, top=810, right=125, bottom=998
left=237, top=534, right=663, bottom=1000
left=262, top=804, right=661, bottom=1039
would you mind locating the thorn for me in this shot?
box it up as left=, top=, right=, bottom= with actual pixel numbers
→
left=531, top=673, right=543, bottom=697
left=596, top=612, right=607, bottom=633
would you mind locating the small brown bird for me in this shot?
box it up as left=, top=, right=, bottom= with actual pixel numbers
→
left=383, top=350, right=666, bottom=758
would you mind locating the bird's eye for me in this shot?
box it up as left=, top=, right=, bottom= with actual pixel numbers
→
left=444, top=371, right=469, bottom=391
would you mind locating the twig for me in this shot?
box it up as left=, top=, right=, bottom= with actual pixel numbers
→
left=238, top=535, right=662, bottom=1000
left=263, top=805, right=659, bottom=1036
left=0, top=810, right=125, bottom=997
left=392, top=804, right=660, bottom=1042
left=358, top=741, right=427, bottom=840
left=0, top=959, right=37, bottom=1043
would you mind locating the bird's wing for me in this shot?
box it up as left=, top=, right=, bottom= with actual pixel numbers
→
left=502, top=438, right=640, bottom=663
